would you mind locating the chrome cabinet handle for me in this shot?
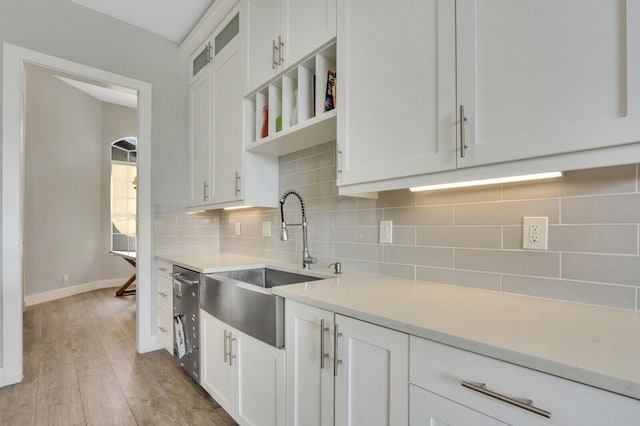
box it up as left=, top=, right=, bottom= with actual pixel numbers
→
left=461, top=381, right=551, bottom=419
left=278, top=35, right=284, bottom=65
left=235, top=172, right=241, bottom=196
left=203, top=180, right=209, bottom=201
left=272, top=39, right=278, bottom=69
left=337, top=149, right=343, bottom=174
left=334, top=324, right=343, bottom=376
left=224, top=330, right=229, bottom=363
left=320, top=319, right=330, bottom=369
left=158, top=326, right=167, bottom=333
left=158, top=292, right=167, bottom=298
left=228, top=332, right=236, bottom=366
left=158, top=267, right=167, bottom=272
left=459, top=105, right=468, bottom=158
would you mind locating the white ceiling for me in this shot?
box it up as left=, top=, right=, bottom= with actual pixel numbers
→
left=69, top=0, right=215, bottom=43
left=56, top=76, right=138, bottom=108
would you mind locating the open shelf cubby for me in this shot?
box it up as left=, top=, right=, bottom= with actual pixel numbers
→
left=245, top=41, right=337, bottom=157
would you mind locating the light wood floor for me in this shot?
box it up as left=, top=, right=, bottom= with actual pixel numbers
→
left=0, top=288, right=237, bottom=425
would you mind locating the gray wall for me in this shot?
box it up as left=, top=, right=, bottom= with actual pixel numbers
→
left=221, top=142, right=640, bottom=311
left=24, top=65, right=136, bottom=296
left=1, top=0, right=189, bottom=366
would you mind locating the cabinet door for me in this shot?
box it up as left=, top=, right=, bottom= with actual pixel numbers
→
left=337, top=0, right=457, bottom=187
left=457, top=0, right=640, bottom=168
left=281, top=0, right=336, bottom=68
left=285, top=301, right=334, bottom=426
left=236, top=330, right=285, bottom=426
left=243, top=0, right=280, bottom=93
left=189, top=72, right=212, bottom=206
left=200, top=311, right=234, bottom=412
left=410, top=385, right=507, bottom=426
left=211, top=36, right=243, bottom=204
left=334, top=314, right=409, bottom=426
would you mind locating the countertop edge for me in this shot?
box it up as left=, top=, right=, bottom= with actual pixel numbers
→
left=272, top=288, right=640, bottom=401
left=155, top=253, right=640, bottom=401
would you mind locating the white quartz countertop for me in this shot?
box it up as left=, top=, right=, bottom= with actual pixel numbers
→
left=155, top=253, right=640, bottom=400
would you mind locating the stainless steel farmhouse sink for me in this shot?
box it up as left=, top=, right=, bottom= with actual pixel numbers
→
left=214, top=268, right=323, bottom=289
left=200, top=268, right=324, bottom=348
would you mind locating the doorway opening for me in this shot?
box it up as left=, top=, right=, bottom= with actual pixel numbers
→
left=2, top=43, right=155, bottom=387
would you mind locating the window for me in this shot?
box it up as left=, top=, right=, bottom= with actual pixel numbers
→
left=111, top=137, right=137, bottom=253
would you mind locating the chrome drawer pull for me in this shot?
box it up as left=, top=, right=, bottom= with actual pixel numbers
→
left=158, top=292, right=167, bottom=297
left=158, top=326, right=167, bottom=333
left=320, top=319, right=330, bottom=369
left=461, top=381, right=551, bottom=419
left=459, top=105, right=468, bottom=158
left=334, top=324, right=343, bottom=377
left=224, top=330, right=229, bottom=363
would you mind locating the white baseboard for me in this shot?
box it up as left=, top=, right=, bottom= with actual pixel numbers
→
left=24, top=279, right=130, bottom=306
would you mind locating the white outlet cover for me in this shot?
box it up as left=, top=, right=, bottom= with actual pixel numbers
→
left=522, top=217, right=548, bottom=250
left=262, top=222, right=272, bottom=237
left=379, top=220, right=393, bottom=244
left=235, top=222, right=241, bottom=236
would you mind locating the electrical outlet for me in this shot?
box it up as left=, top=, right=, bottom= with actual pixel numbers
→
left=235, top=222, right=241, bottom=236
left=522, top=217, right=548, bottom=250
left=379, top=220, right=393, bottom=244
left=262, top=222, right=272, bottom=237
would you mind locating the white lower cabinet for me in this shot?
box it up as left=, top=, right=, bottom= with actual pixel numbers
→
left=409, top=336, right=640, bottom=425
left=285, top=300, right=409, bottom=426
left=200, top=310, right=285, bottom=426
left=410, top=384, right=507, bottom=426
left=154, top=260, right=173, bottom=353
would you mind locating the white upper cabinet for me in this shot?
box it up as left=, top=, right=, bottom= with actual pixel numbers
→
left=337, top=0, right=640, bottom=194
left=243, top=0, right=336, bottom=94
left=281, top=0, right=336, bottom=68
left=210, top=35, right=243, bottom=204
left=189, top=65, right=212, bottom=206
left=187, top=6, right=279, bottom=209
left=244, top=0, right=280, bottom=93
left=457, top=0, right=640, bottom=168
left=337, top=0, right=457, bottom=187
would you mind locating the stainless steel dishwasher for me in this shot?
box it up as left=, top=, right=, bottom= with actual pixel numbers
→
left=172, top=265, right=200, bottom=383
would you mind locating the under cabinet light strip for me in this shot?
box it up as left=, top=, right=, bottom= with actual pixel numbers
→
left=223, top=205, right=253, bottom=210
left=409, top=171, right=563, bottom=192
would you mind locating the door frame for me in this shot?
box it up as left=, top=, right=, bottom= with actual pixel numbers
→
left=1, top=43, right=156, bottom=386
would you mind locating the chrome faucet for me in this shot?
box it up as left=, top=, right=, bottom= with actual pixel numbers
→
left=279, top=190, right=317, bottom=270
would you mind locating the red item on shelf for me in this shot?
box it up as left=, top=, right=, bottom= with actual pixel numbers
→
left=261, top=105, right=269, bottom=138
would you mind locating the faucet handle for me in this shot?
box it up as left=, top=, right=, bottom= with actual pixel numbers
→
left=328, top=262, right=342, bottom=274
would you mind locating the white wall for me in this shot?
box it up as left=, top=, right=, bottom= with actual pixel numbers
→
left=0, top=0, right=190, bottom=367
left=24, top=65, right=137, bottom=296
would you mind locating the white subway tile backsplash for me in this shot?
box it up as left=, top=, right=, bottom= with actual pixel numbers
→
left=504, top=224, right=638, bottom=254
left=549, top=225, right=637, bottom=254
left=455, top=199, right=560, bottom=225
left=384, top=245, right=453, bottom=268
left=384, top=205, right=453, bottom=226
left=416, top=185, right=501, bottom=206
left=455, top=249, right=560, bottom=277
left=561, top=194, right=640, bottom=224
left=502, top=165, right=637, bottom=200
left=417, top=226, right=502, bottom=249
left=502, top=275, right=636, bottom=310
left=561, top=253, right=640, bottom=286
left=416, top=267, right=501, bottom=291
left=209, top=153, right=640, bottom=310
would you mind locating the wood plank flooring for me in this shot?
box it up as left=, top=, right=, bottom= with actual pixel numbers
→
left=0, top=288, right=237, bottom=425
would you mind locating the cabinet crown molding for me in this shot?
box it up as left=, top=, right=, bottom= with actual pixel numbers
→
left=180, top=0, right=239, bottom=57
